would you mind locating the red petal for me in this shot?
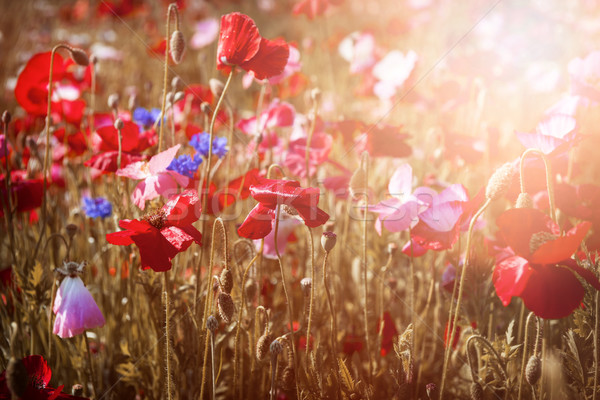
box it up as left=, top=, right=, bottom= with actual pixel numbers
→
left=530, top=221, right=591, bottom=264
left=238, top=203, right=276, bottom=239
left=15, top=52, right=66, bottom=116
left=520, top=264, right=584, bottom=319
left=560, top=258, right=600, bottom=291
left=106, top=229, right=135, bottom=246
left=22, top=355, right=52, bottom=386
left=493, top=255, right=532, bottom=306
left=250, top=179, right=301, bottom=206
left=96, top=121, right=151, bottom=153
left=217, top=12, right=261, bottom=70
left=161, top=225, right=201, bottom=252
left=84, top=151, right=145, bottom=174
left=496, top=208, right=557, bottom=259
left=241, top=38, right=290, bottom=80
left=163, top=189, right=201, bottom=226
left=294, top=204, right=329, bottom=228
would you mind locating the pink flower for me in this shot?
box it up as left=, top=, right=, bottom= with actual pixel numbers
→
left=237, top=99, right=295, bottom=136
left=117, top=145, right=189, bottom=210
left=372, top=50, right=418, bottom=100
left=568, top=50, right=600, bottom=102
left=255, top=213, right=302, bottom=259
left=338, top=31, right=377, bottom=74
left=284, top=131, right=333, bottom=178
left=190, top=18, right=219, bottom=49
left=515, top=114, right=578, bottom=154
left=53, top=262, right=105, bottom=338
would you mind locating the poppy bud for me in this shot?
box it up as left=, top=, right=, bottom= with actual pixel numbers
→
left=173, top=91, right=185, bottom=104
left=6, top=358, right=27, bottom=397
left=206, top=315, right=218, bottom=333
left=516, top=192, right=533, bottom=209
left=210, top=78, right=224, bottom=98
left=256, top=332, right=272, bottom=361
left=426, top=383, right=438, bottom=399
left=72, top=384, right=84, bottom=396
left=387, top=242, right=398, bottom=255
left=171, top=76, right=182, bottom=91
left=90, top=54, right=98, bottom=65
left=128, top=94, right=139, bottom=111
left=2, top=110, right=11, bottom=124
left=270, top=338, right=283, bottom=356
left=114, top=118, right=124, bottom=130
left=65, top=223, right=78, bottom=240
left=220, top=268, right=233, bottom=294
left=107, top=93, right=120, bottom=110
left=470, top=382, right=483, bottom=400
left=349, top=162, right=367, bottom=199
left=170, top=30, right=186, bottom=64
left=525, top=355, right=542, bottom=385
left=281, top=366, right=295, bottom=391
left=321, top=231, right=337, bottom=252
left=217, top=292, right=234, bottom=324
left=68, top=47, right=90, bottom=67
left=485, top=162, right=515, bottom=201
left=201, top=102, right=211, bottom=115
left=311, top=88, right=321, bottom=103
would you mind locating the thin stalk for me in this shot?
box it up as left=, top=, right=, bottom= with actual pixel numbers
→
left=270, top=353, right=279, bottom=400
left=164, top=270, right=172, bottom=400
left=361, top=153, right=373, bottom=382
left=304, top=94, right=319, bottom=186
left=273, top=205, right=301, bottom=400
left=518, top=312, right=536, bottom=400
left=594, top=290, right=600, bottom=400
left=323, top=250, right=341, bottom=398
left=210, top=330, right=216, bottom=400
left=117, top=125, right=122, bottom=170
left=305, top=225, right=315, bottom=359
left=194, top=69, right=234, bottom=315
left=519, top=149, right=556, bottom=224
left=2, top=115, right=16, bottom=267
left=440, top=198, right=491, bottom=399
left=84, top=332, right=97, bottom=398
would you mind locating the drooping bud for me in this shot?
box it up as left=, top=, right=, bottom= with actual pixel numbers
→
left=107, top=93, right=120, bottom=110
left=114, top=117, right=124, bottom=130
left=525, top=355, right=542, bottom=385
left=300, top=277, right=312, bottom=297
left=256, top=333, right=272, bottom=361
left=349, top=162, right=367, bottom=199
left=200, top=102, right=211, bottom=115
left=516, top=192, right=534, bottom=209
left=217, top=292, right=234, bottom=324
left=2, top=110, right=11, bottom=124
left=128, top=93, right=138, bottom=111
left=387, top=242, right=398, bottom=255
left=206, top=315, right=218, bottom=333
left=68, top=47, right=90, bottom=67
left=310, top=88, right=321, bottom=103
left=270, top=338, right=283, bottom=356
left=65, top=223, right=78, bottom=240
left=173, top=91, right=185, bottom=104
left=321, top=231, right=337, bottom=252
left=169, top=30, right=186, bottom=64
left=220, top=268, right=233, bottom=294
left=485, top=162, right=515, bottom=201
left=171, top=76, right=182, bottom=91
left=209, top=79, right=224, bottom=98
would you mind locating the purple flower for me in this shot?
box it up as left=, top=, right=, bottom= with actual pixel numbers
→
left=82, top=196, right=112, bottom=218
left=133, top=107, right=162, bottom=128
left=167, top=153, right=203, bottom=178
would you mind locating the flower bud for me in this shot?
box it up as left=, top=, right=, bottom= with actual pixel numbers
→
left=206, top=315, right=218, bottom=333
left=270, top=338, right=283, bottom=356
left=209, top=79, right=224, bottom=98
left=485, top=162, right=515, bottom=201
left=171, top=76, right=182, bottom=91
left=281, top=366, right=295, bottom=390
left=310, top=88, right=321, bottom=103
left=525, top=355, right=542, bottom=385
left=256, top=332, right=272, bottom=361
left=65, top=223, right=78, bottom=240
left=107, top=93, right=120, bottom=110
left=114, top=118, right=124, bottom=130
left=516, top=192, right=533, bottom=209
left=128, top=94, right=139, bottom=111
left=2, top=110, right=11, bottom=124
left=300, top=277, right=312, bottom=297
left=387, top=242, right=398, bottom=255
left=68, top=47, right=90, bottom=67
left=321, top=231, right=337, bottom=252
left=173, top=91, right=185, bottom=104
left=201, top=102, right=211, bottom=115
left=217, top=292, right=234, bottom=324
left=220, top=268, right=233, bottom=294
left=72, top=384, right=84, bottom=396
left=529, top=231, right=557, bottom=254
left=426, top=383, right=438, bottom=399
left=169, top=30, right=186, bottom=64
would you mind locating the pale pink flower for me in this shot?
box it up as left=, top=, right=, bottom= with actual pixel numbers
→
left=516, top=114, right=578, bottom=154
left=568, top=50, right=600, bottom=102
left=190, top=18, right=219, bottom=49
left=372, top=50, right=418, bottom=100
left=338, top=31, right=377, bottom=74
left=117, top=144, right=189, bottom=210
left=53, top=262, right=105, bottom=338
left=237, top=99, right=295, bottom=136
left=254, top=214, right=302, bottom=259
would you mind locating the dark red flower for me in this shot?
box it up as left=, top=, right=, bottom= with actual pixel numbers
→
left=376, top=311, right=398, bottom=357
left=0, top=171, right=43, bottom=217
left=237, top=179, right=329, bottom=239
left=354, top=124, right=412, bottom=158
left=493, top=208, right=600, bottom=319
left=106, top=190, right=202, bottom=271
left=0, top=355, right=88, bottom=400
left=342, top=333, right=364, bottom=356
left=217, top=13, right=289, bottom=80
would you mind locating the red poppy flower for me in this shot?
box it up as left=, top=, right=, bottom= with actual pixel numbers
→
left=106, top=190, right=202, bottom=271
left=217, top=13, right=289, bottom=80
left=493, top=208, right=600, bottom=319
left=237, top=179, right=329, bottom=239
left=292, top=0, right=329, bottom=19
left=354, top=124, right=412, bottom=158
left=376, top=311, right=398, bottom=356
left=0, top=171, right=44, bottom=217
left=218, top=168, right=264, bottom=209
left=84, top=151, right=146, bottom=175
left=342, top=333, right=364, bottom=356
left=285, top=132, right=333, bottom=178
left=94, top=121, right=155, bottom=153
left=0, top=355, right=88, bottom=400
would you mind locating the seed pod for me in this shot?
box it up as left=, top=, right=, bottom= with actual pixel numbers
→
left=206, top=315, right=218, bottom=333
left=2, top=110, right=11, bottom=124
left=516, top=192, right=534, bottom=209
left=169, top=30, right=186, bottom=64
left=69, top=47, right=90, bottom=67
left=321, top=231, right=337, bottom=252
left=220, top=268, right=233, bottom=294
left=470, top=382, right=483, bottom=400
left=107, top=93, right=120, bottom=110
left=6, top=358, right=27, bottom=397
left=485, top=162, right=515, bottom=201
left=209, top=79, right=224, bottom=98
left=256, top=332, right=272, bottom=361
left=526, top=355, right=542, bottom=385
left=217, top=292, right=234, bottom=324
left=65, top=223, right=78, bottom=240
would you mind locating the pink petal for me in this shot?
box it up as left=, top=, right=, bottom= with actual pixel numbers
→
left=148, top=144, right=181, bottom=175
left=420, top=201, right=464, bottom=232
left=117, top=160, right=149, bottom=179
left=258, top=216, right=302, bottom=260
left=387, top=163, right=413, bottom=199
left=493, top=255, right=532, bottom=307
left=190, top=18, right=219, bottom=49
left=53, top=276, right=105, bottom=338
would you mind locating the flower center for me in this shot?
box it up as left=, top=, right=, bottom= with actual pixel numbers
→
left=29, top=374, right=46, bottom=390
left=529, top=231, right=557, bottom=254
left=281, top=205, right=298, bottom=216
left=143, top=209, right=166, bottom=229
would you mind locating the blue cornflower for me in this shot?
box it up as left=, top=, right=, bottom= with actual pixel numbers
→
left=189, top=132, right=228, bottom=158
left=167, top=154, right=203, bottom=178
left=82, top=196, right=112, bottom=219
left=133, top=107, right=162, bottom=128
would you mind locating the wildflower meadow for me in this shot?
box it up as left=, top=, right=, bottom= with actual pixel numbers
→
left=3, top=1, right=600, bottom=399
